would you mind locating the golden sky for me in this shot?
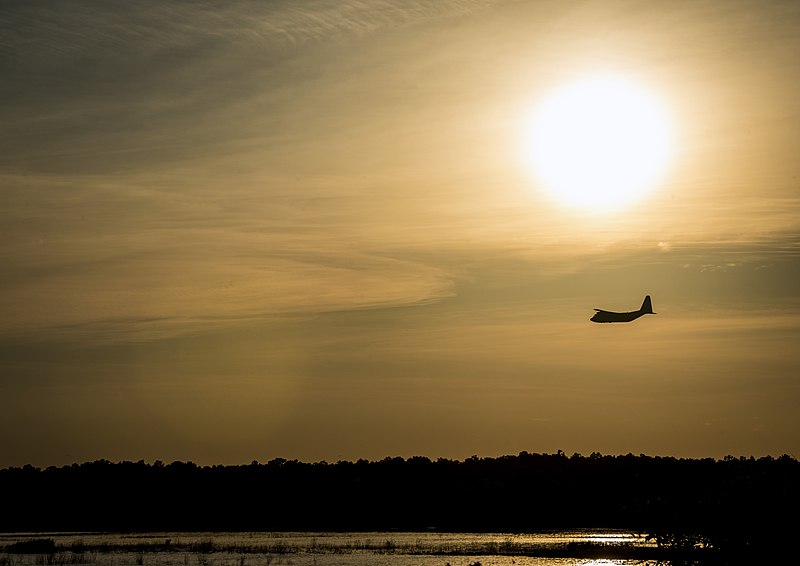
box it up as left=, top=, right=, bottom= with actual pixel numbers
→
left=2, top=0, right=800, bottom=467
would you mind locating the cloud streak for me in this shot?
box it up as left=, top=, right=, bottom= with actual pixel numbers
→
left=2, top=0, right=800, bottom=345
left=3, top=0, right=800, bottom=467
left=0, top=0, right=500, bottom=59
left=0, top=172, right=461, bottom=344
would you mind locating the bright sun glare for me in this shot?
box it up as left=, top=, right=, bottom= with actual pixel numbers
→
left=523, top=75, right=675, bottom=213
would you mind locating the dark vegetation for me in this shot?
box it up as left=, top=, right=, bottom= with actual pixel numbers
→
left=1, top=452, right=797, bottom=562
left=0, top=535, right=723, bottom=562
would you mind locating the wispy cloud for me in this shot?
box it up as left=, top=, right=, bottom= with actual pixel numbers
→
left=0, top=171, right=461, bottom=344
left=0, top=0, right=501, bottom=175
left=0, top=0, right=501, bottom=59
left=3, top=0, right=800, bottom=347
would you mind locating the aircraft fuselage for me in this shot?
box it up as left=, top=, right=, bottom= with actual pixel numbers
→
left=590, top=310, right=646, bottom=323
left=590, top=295, right=655, bottom=323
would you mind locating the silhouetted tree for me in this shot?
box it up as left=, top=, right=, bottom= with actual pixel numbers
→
left=1, top=452, right=796, bottom=559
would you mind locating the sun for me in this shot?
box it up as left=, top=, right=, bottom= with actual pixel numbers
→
left=523, top=74, right=675, bottom=213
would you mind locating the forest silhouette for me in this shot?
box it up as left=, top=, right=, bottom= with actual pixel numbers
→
left=2, top=452, right=797, bottom=561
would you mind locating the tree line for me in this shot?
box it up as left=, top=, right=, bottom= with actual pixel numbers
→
left=1, top=452, right=797, bottom=559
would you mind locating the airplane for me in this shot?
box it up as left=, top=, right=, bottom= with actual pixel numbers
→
left=590, top=295, right=655, bottom=323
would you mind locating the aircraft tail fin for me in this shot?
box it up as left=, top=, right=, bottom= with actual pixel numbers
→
left=641, top=295, right=655, bottom=314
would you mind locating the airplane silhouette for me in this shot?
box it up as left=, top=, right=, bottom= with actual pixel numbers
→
left=591, top=295, right=655, bottom=323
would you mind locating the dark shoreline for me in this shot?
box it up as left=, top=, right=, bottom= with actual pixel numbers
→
left=2, top=452, right=797, bottom=562
left=0, top=533, right=714, bottom=563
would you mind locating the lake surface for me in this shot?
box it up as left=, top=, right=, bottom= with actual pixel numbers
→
left=0, top=530, right=664, bottom=566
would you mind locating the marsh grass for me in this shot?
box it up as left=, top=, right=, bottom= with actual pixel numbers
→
left=1, top=537, right=672, bottom=561
left=5, top=541, right=55, bottom=555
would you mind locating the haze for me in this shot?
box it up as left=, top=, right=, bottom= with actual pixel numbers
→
left=2, top=0, right=800, bottom=468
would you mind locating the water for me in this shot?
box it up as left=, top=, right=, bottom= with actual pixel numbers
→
left=0, top=531, right=661, bottom=566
